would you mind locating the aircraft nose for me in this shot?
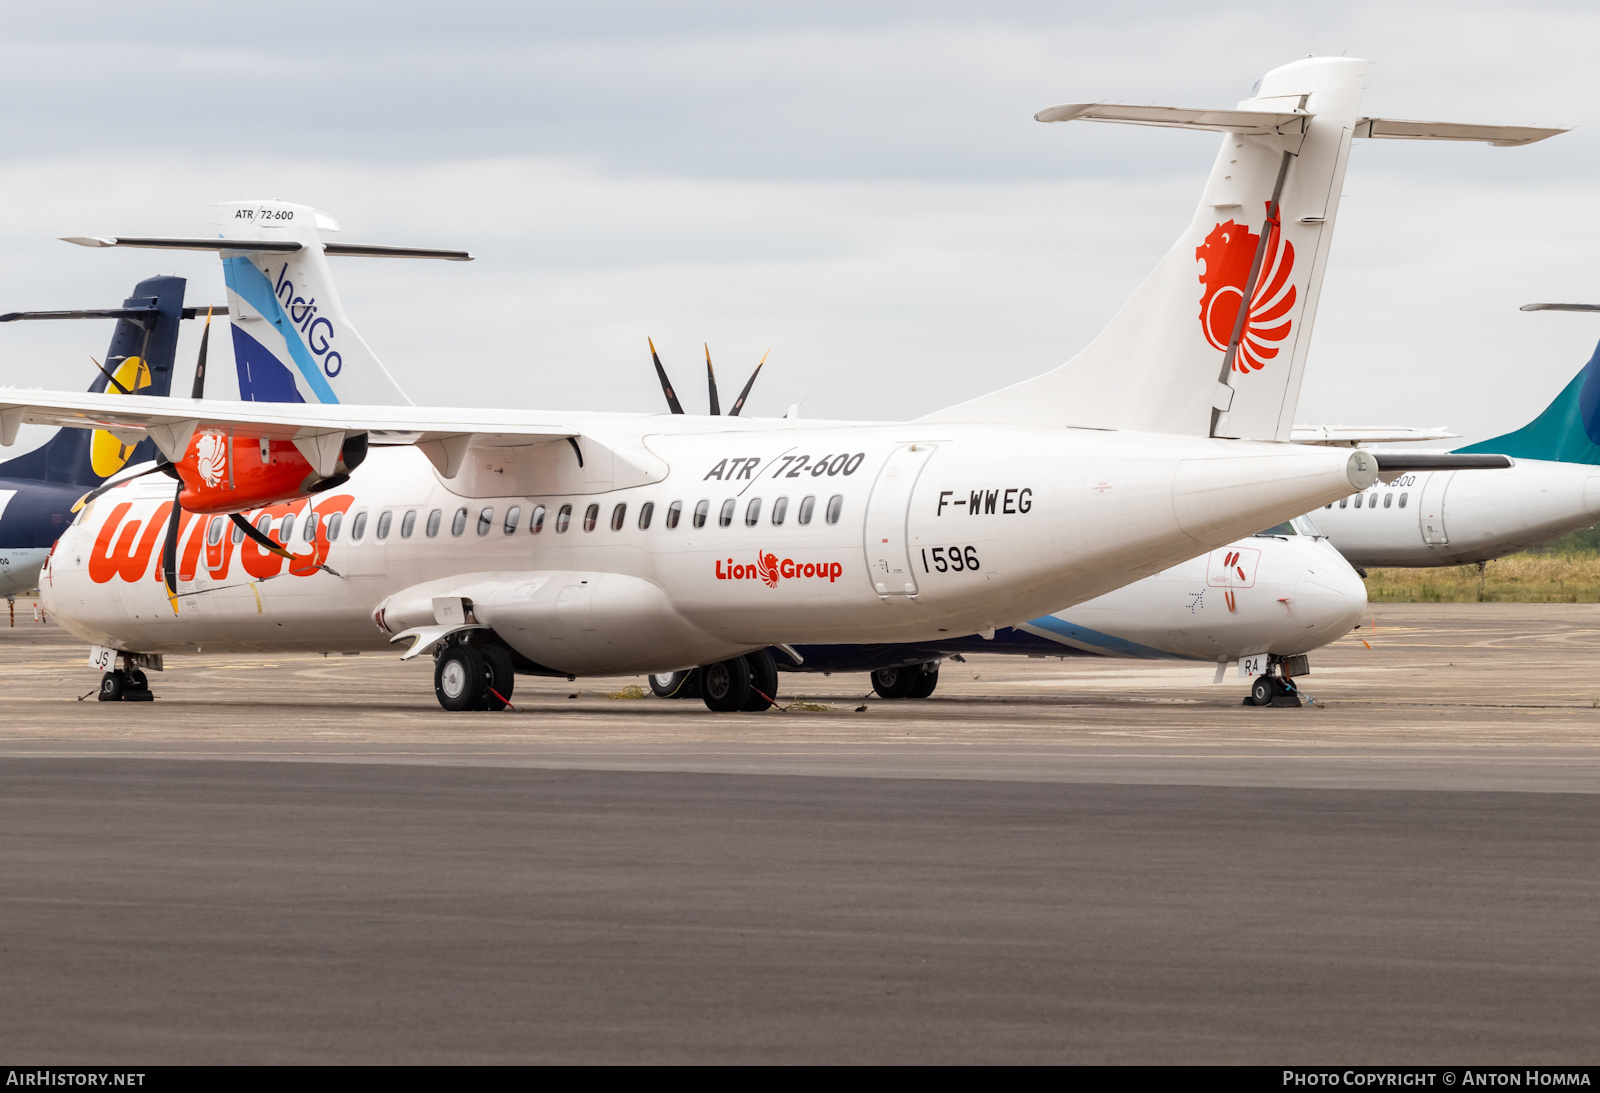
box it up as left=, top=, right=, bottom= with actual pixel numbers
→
left=1294, top=550, right=1368, bottom=639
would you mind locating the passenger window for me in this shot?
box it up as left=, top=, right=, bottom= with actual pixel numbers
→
left=1339, top=497, right=1348, bottom=509
left=530, top=505, right=546, bottom=533
left=426, top=509, right=442, bottom=537
left=719, top=499, right=735, bottom=528
left=232, top=520, right=245, bottom=544
left=798, top=495, right=815, bottom=525
left=583, top=503, right=599, bottom=532
left=400, top=510, right=417, bottom=538
left=505, top=506, right=521, bottom=534
left=556, top=504, right=572, bottom=533
left=826, top=495, right=843, bottom=525
left=279, top=514, right=296, bottom=544
left=477, top=507, right=494, bottom=536
left=326, top=512, right=343, bottom=541
left=638, top=501, right=654, bottom=530
left=256, top=513, right=273, bottom=537
left=693, top=500, right=709, bottom=529
left=351, top=511, right=368, bottom=541
left=1384, top=493, right=1393, bottom=509
left=745, top=498, right=761, bottom=526
left=610, top=503, right=626, bottom=531
left=206, top=515, right=225, bottom=546
left=666, top=501, right=682, bottom=529
left=376, top=511, right=392, bottom=540
left=451, top=508, right=467, bottom=536
left=772, top=496, right=788, bottom=525
left=1399, top=492, right=1408, bottom=509
left=1353, top=495, right=1362, bottom=509
left=303, top=512, right=318, bottom=542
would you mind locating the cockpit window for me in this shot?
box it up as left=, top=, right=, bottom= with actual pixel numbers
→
left=1254, top=521, right=1296, bottom=537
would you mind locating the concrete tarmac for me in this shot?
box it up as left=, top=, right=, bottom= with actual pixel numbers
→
left=1, top=603, right=1598, bottom=1062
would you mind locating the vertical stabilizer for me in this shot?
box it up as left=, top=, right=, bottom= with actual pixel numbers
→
left=924, top=58, right=1369, bottom=439
left=1455, top=339, right=1600, bottom=464
left=216, top=200, right=413, bottom=406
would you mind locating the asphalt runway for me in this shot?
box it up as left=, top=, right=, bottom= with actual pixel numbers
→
left=1, top=603, right=1598, bottom=1062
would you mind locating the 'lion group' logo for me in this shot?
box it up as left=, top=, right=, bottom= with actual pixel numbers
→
left=716, top=552, right=843, bottom=585
left=194, top=431, right=228, bottom=488
left=1196, top=206, right=1296, bottom=373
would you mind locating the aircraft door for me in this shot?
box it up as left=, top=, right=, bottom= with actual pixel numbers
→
left=1418, top=471, right=1454, bottom=545
left=862, top=444, right=936, bottom=596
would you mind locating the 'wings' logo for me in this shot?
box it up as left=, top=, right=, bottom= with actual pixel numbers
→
left=1196, top=209, right=1296, bottom=373
left=194, top=431, right=228, bottom=488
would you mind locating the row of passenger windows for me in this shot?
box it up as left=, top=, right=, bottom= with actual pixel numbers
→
left=205, top=494, right=848, bottom=546
left=1325, top=491, right=1409, bottom=512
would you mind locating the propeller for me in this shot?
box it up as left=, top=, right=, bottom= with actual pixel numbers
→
left=647, top=338, right=684, bottom=414
left=648, top=340, right=770, bottom=416
left=705, top=343, right=720, bottom=415
left=155, top=310, right=302, bottom=613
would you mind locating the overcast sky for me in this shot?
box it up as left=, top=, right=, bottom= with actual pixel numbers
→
left=0, top=0, right=1594, bottom=447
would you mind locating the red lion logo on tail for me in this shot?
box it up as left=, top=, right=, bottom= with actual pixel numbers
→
left=1196, top=207, right=1296, bottom=373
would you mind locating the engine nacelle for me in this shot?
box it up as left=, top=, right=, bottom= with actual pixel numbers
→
left=173, top=430, right=368, bottom=514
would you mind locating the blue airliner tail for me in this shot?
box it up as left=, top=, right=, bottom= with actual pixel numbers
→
left=0, top=275, right=186, bottom=486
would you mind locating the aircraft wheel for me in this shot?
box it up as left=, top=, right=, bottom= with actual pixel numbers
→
left=650, top=670, right=701, bottom=699
left=906, top=664, right=940, bottom=699
left=481, top=645, right=515, bottom=711
left=742, top=650, right=779, bottom=711
left=701, top=657, right=752, bottom=713
left=1249, top=675, right=1278, bottom=707
left=870, top=667, right=919, bottom=699
left=97, top=671, right=125, bottom=702
left=435, top=644, right=488, bottom=712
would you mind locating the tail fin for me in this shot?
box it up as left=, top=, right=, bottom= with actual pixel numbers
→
left=216, top=201, right=414, bottom=406
left=0, top=275, right=185, bottom=486
left=1455, top=339, right=1600, bottom=464
left=924, top=57, right=1562, bottom=441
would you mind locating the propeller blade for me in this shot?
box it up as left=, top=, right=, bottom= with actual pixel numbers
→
left=161, top=483, right=184, bottom=613
left=705, top=343, right=720, bottom=415
left=229, top=512, right=295, bottom=561
left=190, top=307, right=213, bottom=399
left=728, top=348, right=769, bottom=417
left=71, top=463, right=169, bottom=512
left=90, top=355, right=132, bottom=395
left=647, top=337, right=684, bottom=414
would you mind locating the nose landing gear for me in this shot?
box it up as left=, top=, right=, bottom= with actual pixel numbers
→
left=1244, top=654, right=1309, bottom=707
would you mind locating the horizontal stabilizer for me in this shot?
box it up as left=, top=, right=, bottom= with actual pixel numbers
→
left=1291, top=425, right=1459, bottom=446
left=1034, top=102, right=1309, bottom=138
left=0, top=305, right=226, bottom=323
left=62, top=236, right=473, bottom=261
left=1521, top=302, right=1600, bottom=313
left=1370, top=453, right=1512, bottom=471
left=1353, top=118, right=1567, bottom=146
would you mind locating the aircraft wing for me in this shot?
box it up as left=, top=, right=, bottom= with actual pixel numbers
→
left=0, top=388, right=635, bottom=484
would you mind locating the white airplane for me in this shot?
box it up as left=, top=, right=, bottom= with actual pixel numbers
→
left=1300, top=325, right=1600, bottom=568
left=0, top=57, right=1545, bottom=712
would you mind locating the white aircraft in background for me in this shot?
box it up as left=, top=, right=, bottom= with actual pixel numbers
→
left=1298, top=318, right=1600, bottom=568
left=1, top=57, right=1545, bottom=712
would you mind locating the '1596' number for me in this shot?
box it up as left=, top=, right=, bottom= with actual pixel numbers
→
left=922, top=546, right=980, bottom=573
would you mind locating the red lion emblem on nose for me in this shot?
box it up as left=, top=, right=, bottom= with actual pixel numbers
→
left=757, top=551, right=780, bottom=588
left=1196, top=206, right=1296, bottom=373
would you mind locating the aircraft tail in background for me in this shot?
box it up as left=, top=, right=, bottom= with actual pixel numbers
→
left=63, top=202, right=473, bottom=406
left=0, top=275, right=187, bottom=486
left=1455, top=337, right=1600, bottom=465
left=924, top=57, right=1564, bottom=442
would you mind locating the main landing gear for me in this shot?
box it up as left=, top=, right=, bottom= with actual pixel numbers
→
left=655, top=652, right=780, bottom=712
left=433, top=638, right=516, bottom=712
left=870, top=662, right=940, bottom=699
left=98, top=667, right=153, bottom=702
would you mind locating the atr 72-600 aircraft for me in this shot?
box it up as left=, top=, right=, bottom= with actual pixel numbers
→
left=1, top=57, right=1545, bottom=711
